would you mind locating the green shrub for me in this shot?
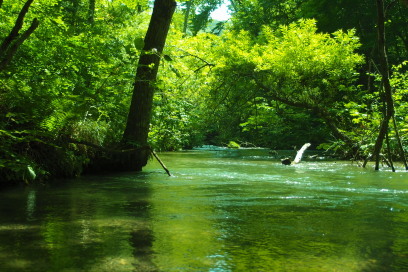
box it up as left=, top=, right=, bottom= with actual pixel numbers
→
left=227, top=141, right=240, bottom=149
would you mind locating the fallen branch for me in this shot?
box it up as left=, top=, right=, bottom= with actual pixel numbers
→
left=150, top=150, right=171, bottom=176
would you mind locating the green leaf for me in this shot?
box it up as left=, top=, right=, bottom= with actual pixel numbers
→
left=163, top=55, right=173, bottom=61
left=134, top=37, right=145, bottom=51
left=170, top=65, right=181, bottom=77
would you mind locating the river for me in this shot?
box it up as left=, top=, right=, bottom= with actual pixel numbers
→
left=0, top=148, right=407, bottom=271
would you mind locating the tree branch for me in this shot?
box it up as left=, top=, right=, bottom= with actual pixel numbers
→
left=176, top=47, right=215, bottom=69
left=252, top=74, right=356, bottom=151
left=0, top=0, right=35, bottom=55
left=0, top=18, right=39, bottom=71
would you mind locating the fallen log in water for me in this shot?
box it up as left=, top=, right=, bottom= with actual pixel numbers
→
left=281, top=143, right=311, bottom=165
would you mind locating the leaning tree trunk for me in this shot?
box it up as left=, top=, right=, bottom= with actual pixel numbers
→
left=120, top=0, right=177, bottom=171
left=0, top=0, right=39, bottom=71
left=371, top=0, right=395, bottom=170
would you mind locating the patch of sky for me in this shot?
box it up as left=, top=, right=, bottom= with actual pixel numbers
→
left=211, top=1, right=231, bottom=21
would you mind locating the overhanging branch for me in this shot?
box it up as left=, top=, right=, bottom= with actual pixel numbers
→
left=252, top=73, right=356, bottom=150
left=0, top=0, right=35, bottom=54
left=0, top=18, right=39, bottom=70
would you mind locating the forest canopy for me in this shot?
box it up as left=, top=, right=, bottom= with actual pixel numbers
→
left=0, top=0, right=407, bottom=183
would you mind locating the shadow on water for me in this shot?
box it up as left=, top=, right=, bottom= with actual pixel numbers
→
left=0, top=173, right=159, bottom=272
left=0, top=148, right=407, bottom=271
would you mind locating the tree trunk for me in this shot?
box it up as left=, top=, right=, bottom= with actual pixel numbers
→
left=183, top=0, right=193, bottom=34
left=385, top=125, right=395, bottom=172
left=392, top=116, right=408, bottom=170
left=371, top=0, right=395, bottom=170
left=120, top=0, right=176, bottom=171
left=88, top=0, right=96, bottom=24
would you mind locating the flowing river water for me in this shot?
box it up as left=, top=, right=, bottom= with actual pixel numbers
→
left=0, top=148, right=407, bottom=272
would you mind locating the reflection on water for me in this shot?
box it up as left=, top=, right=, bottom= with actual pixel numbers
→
left=26, top=190, right=36, bottom=221
left=0, top=149, right=408, bottom=271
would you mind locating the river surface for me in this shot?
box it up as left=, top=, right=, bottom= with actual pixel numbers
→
left=0, top=148, right=407, bottom=272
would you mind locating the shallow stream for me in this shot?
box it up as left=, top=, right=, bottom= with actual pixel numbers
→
left=0, top=148, right=407, bottom=271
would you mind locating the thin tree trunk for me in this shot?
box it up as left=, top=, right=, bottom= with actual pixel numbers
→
left=385, top=127, right=395, bottom=172
left=88, top=0, right=96, bottom=24
left=371, top=0, right=395, bottom=170
left=121, top=0, right=176, bottom=171
left=392, top=116, right=408, bottom=170
left=183, top=0, right=193, bottom=34
left=0, top=0, right=3, bottom=10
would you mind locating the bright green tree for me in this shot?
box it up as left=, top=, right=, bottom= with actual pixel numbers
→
left=203, top=20, right=364, bottom=152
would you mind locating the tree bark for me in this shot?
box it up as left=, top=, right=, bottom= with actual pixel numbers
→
left=121, top=0, right=176, bottom=171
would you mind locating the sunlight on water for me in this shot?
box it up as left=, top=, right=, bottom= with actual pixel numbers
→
left=0, top=149, right=407, bottom=271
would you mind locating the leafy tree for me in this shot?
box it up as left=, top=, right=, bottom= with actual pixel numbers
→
left=368, top=0, right=396, bottom=170
left=0, top=0, right=151, bottom=181
left=203, top=20, right=364, bottom=151
left=390, top=61, right=408, bottom=157
left=301, top=0, right=407, bottom=63
left=230, top=0, right=305, bottom=36
left=148, top=30, right=218, bottom=150
left=361, top=0, right=407, bottom=170
left=180, top=0, right=223, bottom=36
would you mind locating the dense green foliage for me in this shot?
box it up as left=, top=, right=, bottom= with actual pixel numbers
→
left=0, top=0, right=148, bottom=182
left=0, top=0, right=407, bottom=183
